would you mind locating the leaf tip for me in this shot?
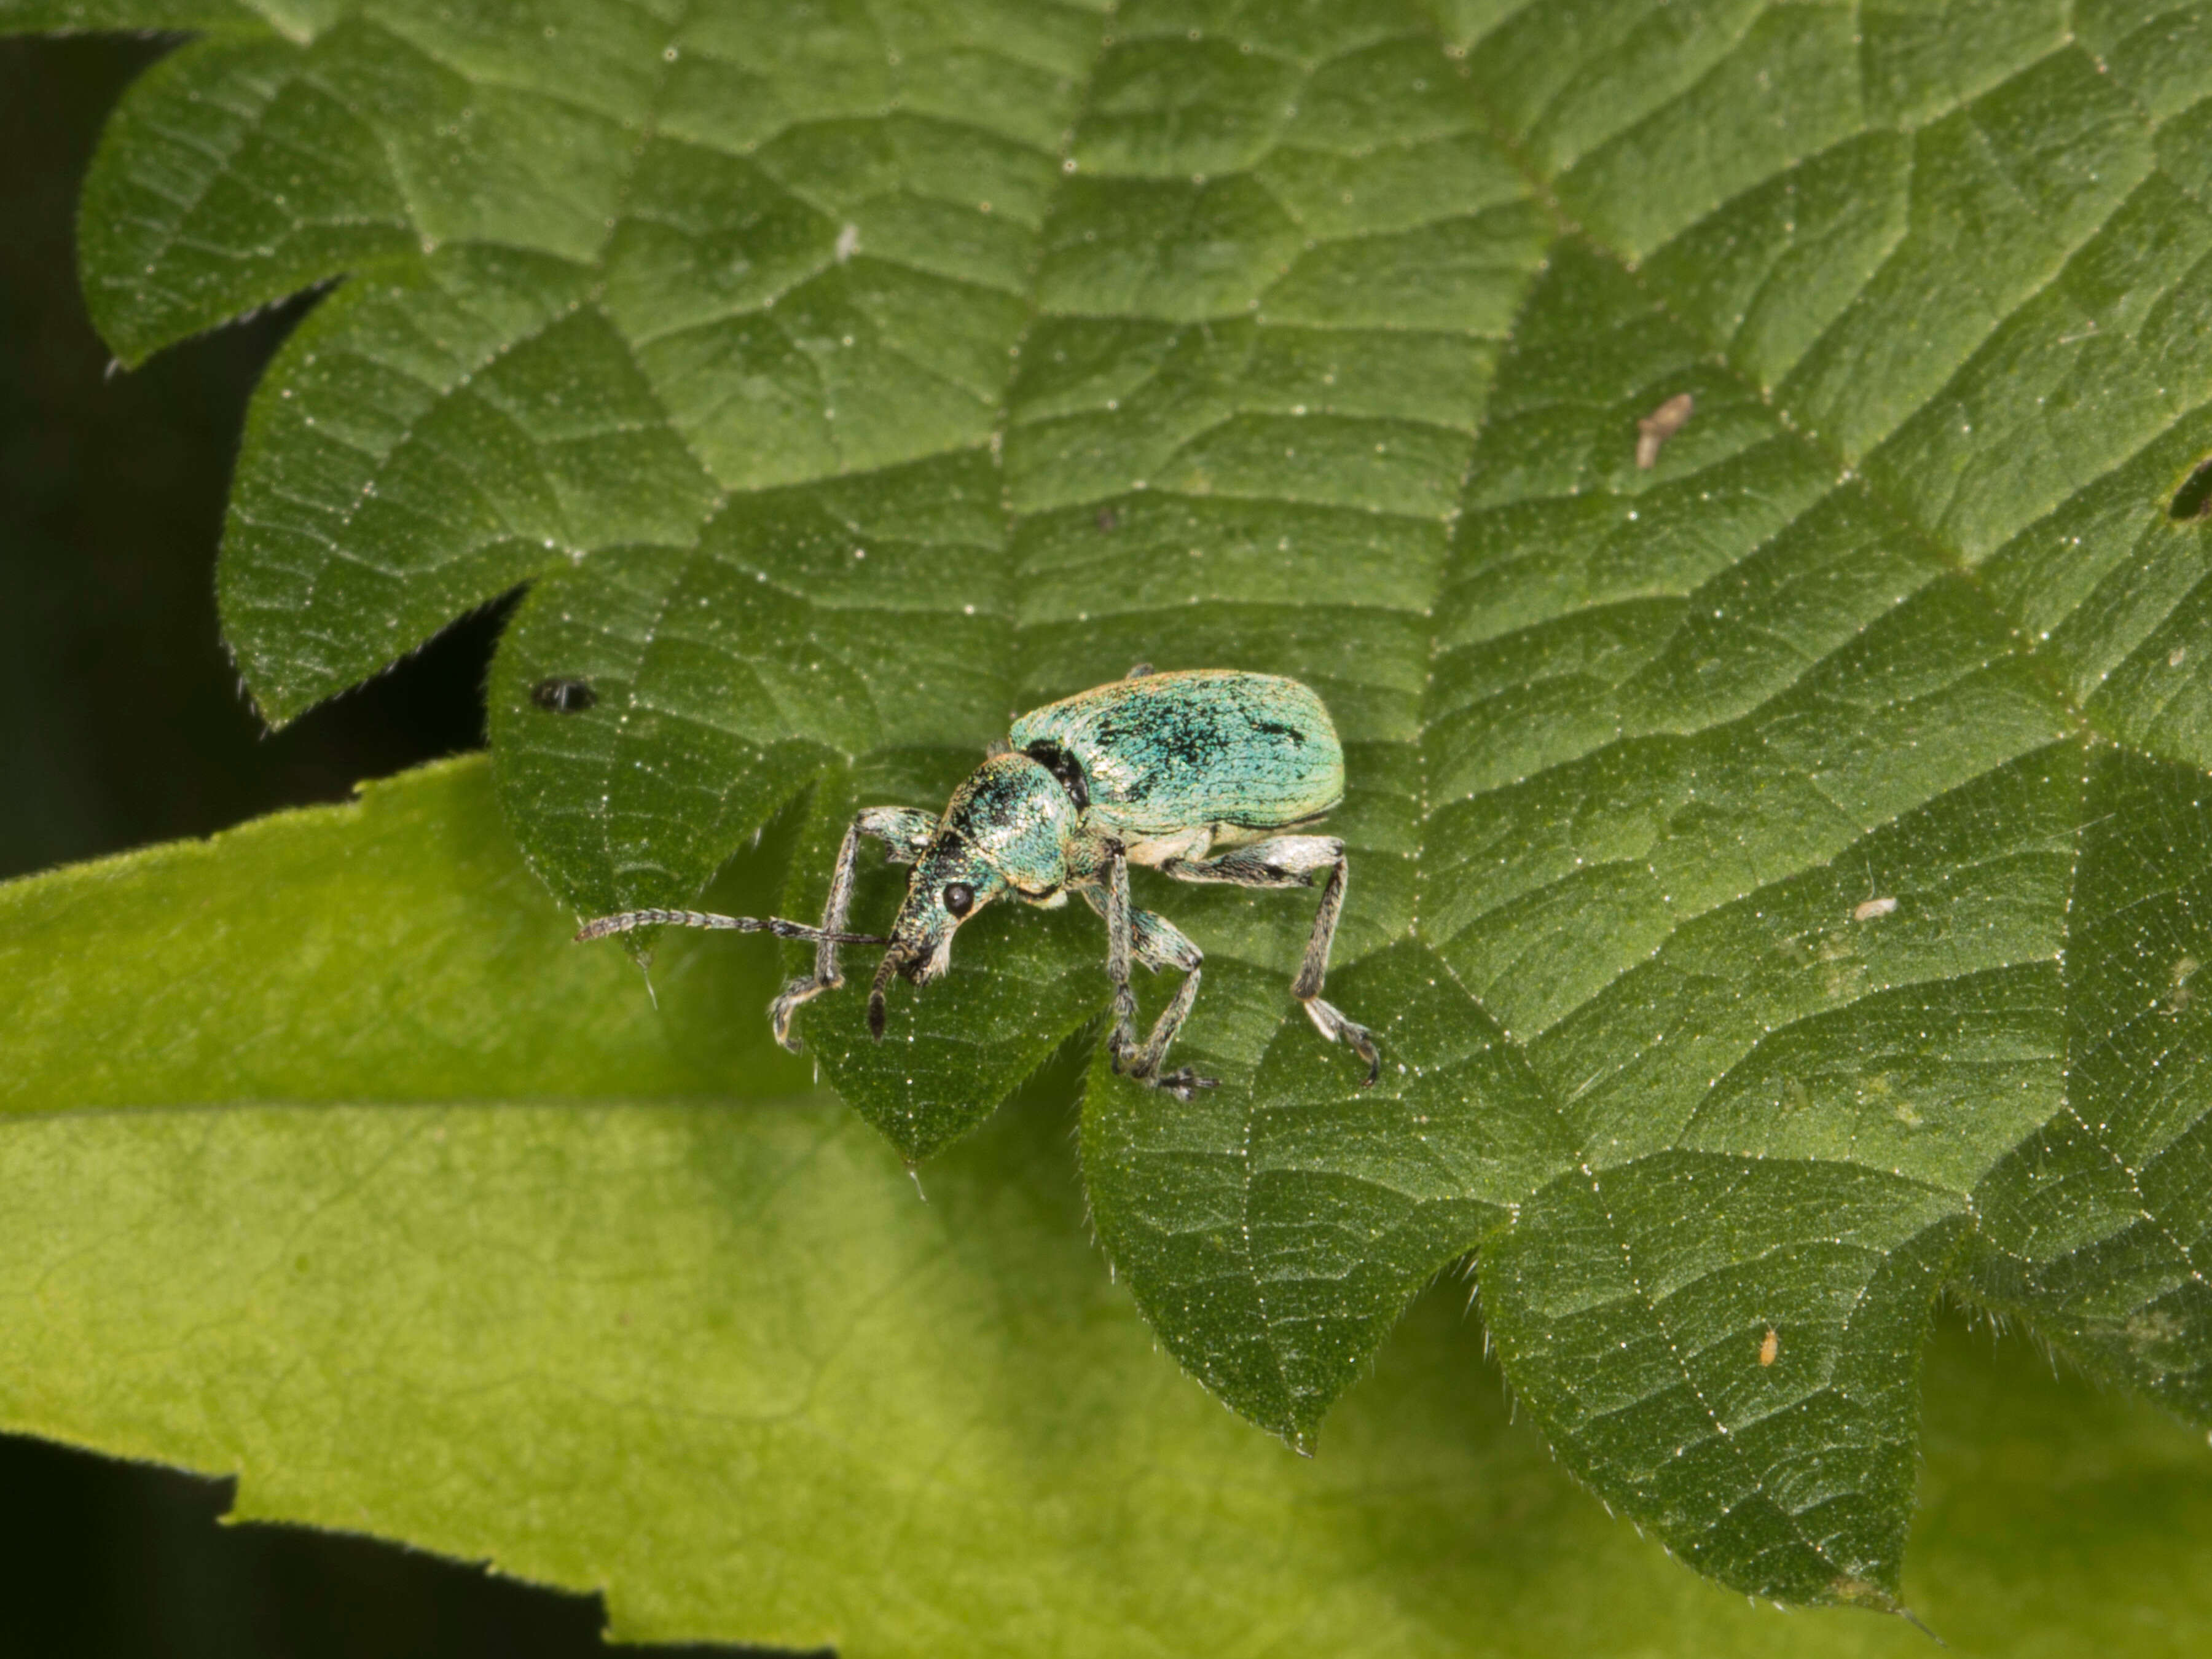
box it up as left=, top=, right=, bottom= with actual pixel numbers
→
left=1821, top=1574, right=1921, bottom=1625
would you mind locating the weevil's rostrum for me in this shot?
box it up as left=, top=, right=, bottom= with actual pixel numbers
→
left=577, top=668, right=1378, bottom=1098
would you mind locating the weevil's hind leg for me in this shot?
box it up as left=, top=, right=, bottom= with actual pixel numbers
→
left=1162, top=834, right=1381, bottom=1086
left=769, top=806, right=936, bottom=1051
left=1088, top=857, right=1215, bottom=1099
left=1292, top=853, right=1381, bottom=1086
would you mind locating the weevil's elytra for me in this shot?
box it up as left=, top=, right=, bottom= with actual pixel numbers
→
left=576, top=667, right=1379, bottom=1096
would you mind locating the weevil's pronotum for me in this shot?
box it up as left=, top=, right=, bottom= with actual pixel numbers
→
left=576, top=667, right=1379, bottom=1097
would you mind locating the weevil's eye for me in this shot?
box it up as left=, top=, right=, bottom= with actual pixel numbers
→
left=943, top=882, right=975, bottom=919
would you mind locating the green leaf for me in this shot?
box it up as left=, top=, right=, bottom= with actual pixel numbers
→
left=21, top=0, right=2212, bottom=1608
left=6, top=759, right=2212, bottom=1655
left=0, top=756, right=812, bottom=1110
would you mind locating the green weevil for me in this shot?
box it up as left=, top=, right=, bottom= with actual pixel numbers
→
left=576, top=666, right=1378, bottom=1097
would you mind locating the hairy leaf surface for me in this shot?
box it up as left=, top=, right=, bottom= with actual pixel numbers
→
left=14, top=0, right=2212, bottom=1607
left=4, top=761, right=2212, bottom=1655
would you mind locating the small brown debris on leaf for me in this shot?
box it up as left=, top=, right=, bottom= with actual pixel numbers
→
left=1760, top=1328, right=1779, bottom=1367
left=1636, top=391, right=1694, bottom=469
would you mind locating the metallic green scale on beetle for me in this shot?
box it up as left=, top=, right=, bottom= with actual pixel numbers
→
left=1010, top=670, right=1344, bottom=839
left=577, top=667, right=1378, bottom=1098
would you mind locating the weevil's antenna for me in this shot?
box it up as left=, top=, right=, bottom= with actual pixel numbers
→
left=574, top=909, right=891, bottom=946
left=868, top=946, right=906, bottom=1039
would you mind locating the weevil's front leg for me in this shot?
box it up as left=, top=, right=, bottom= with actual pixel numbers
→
left=1162, top=834, right=1380, bottom=1086
left=769, top=806, right=935, bottom=1050
left=1089, top=852, right=1215, bottom=1100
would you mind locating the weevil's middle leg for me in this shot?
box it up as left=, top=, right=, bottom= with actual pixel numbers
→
left=1096, top=842, right=1215, bottom=1099
left=769, top=806, right=936, bottom=1050
left=1162, top=834, right=1381, bottom=1086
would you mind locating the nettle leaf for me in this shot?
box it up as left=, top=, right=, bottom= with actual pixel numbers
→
left=19, top=0, right=2212, bottom=1610
left=7, top=761, right=2212, bottom=1656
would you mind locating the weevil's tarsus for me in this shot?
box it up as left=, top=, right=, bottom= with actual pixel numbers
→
left=1151, top=1067, right=1218, bottom=1100
left=1303, top=996, right=1381, bottom=1085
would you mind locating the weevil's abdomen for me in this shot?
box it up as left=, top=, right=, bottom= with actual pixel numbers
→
left=1009, top=670, right=1343, bottom=838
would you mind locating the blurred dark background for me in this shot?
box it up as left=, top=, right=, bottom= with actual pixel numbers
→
left=1, top=32, right=756, bottom=1657
left=0, top=35, right=502, bottom=884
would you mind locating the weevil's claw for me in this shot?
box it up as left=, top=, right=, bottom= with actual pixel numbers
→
left=1350, top=1027, right=1382, bottom=1088
left=1303, top=996, right=1381, bottom=1087
left=770, top=975, right=837, bottom=1053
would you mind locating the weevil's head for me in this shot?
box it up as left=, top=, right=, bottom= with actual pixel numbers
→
left=869, top=753, right=1080, bottom=1037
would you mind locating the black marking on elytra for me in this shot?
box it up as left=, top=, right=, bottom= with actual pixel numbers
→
left=1025, top=739, right=1091, bottom=811
left=530, top=676, right=597, bottom=713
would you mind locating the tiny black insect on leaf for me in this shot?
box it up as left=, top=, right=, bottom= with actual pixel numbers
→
left=530, top=677, right=597, bottom=714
